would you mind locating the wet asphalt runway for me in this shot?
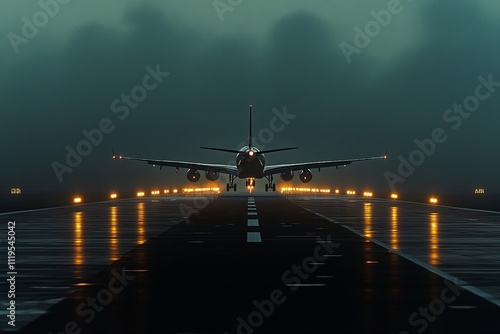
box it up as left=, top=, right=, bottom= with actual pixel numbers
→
left=1, top=194, right=499, bottom=333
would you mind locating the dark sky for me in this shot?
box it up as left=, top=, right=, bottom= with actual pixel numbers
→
left=1, top=0, right=499, bottom=194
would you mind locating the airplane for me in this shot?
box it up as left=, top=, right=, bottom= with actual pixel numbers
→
left=112, top=105, right=387, bottom=192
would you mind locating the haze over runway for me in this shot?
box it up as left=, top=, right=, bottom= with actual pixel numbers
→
left=2, top=2, right=500, bottom=332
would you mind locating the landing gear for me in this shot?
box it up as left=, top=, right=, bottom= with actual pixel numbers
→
left=264, top=175, right=276, bottom=192
left=226, top=175, right=237, bottom=192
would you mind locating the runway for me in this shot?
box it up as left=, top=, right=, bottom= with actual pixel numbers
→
left=1, top=194, right=499, bottom=333
left=0, top=196, right=212, bottom=332
left=290, top=195, right=500, bottom=306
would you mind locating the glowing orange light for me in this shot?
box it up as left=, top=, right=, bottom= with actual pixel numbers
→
left=110, top=193, right=118, bottom=199
left=137, top=191, right=145, bottom=197
left=280, top=187, right=330, bottom=194
left=391, top=193, right=398, bottom=200
left=335, top=189, right=340, bottom=194
left=73, top=197, right=82, bottom=204
left=430, top=197, right=438, bottom=204
left=182, top=187, right=221, bottom=193
left=363, top=191, right=373, bottom=197
left=248, top=151, right=254, bottom=156
left=173, top=189, right=178, bottom=194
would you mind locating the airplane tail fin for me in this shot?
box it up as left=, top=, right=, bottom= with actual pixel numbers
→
left=248, top=104, right=252, bottom=150
left=200, top=105, right=298, bottom=155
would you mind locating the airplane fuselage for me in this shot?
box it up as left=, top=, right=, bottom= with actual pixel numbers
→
left=236, top=146, right=265, bottom=178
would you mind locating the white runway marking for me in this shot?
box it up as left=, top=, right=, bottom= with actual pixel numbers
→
left=247, top=232, right=262, bottom=243
left=247, top=197, right=261, bottom=242
left=248, top=219, right=259, bottom=227
left=304, top=207, right=500, bottom=308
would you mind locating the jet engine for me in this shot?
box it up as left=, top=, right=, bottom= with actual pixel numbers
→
left=187, top=169, right=200, bottom=182
left=299, top=169, right=313, bottom=183
left=205, top=170, right=219, bottom=181
left=280, top=170, right=294, bottom=181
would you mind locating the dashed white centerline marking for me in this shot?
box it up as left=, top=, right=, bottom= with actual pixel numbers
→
left=247, top=232, right=262, bottom=242
left=247, top=197, right=262, bottom=243
left=248, top=219, right=259, bottom=227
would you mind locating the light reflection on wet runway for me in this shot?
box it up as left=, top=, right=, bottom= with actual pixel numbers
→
left=430, top=212, right=439, bottom=266
left=391, top=206, right=398, bottom=250
left=0, top=196, right=211, bottom=331
left=292, top=196, right=500, bottom=305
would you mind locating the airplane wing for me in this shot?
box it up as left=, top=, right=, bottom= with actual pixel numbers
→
left=263, top=154, right=386, bottom=176
left=112, top=151, right=238, bottom=176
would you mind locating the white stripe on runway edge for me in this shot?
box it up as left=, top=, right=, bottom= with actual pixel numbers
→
left=247, top=197, right=261, bottom=242
left=304, top=207, right=500, bottom=308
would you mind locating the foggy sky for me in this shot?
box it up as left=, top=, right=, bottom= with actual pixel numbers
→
left=1, top=0, right=499, bottom=194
